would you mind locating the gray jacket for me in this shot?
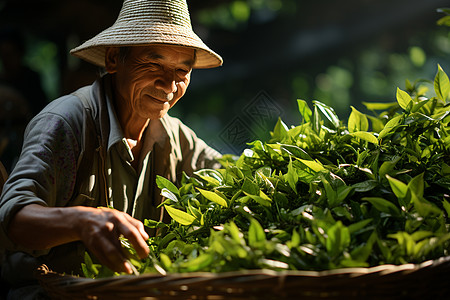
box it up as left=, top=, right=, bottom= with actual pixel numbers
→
left=0, top=75, right=220, bottom=285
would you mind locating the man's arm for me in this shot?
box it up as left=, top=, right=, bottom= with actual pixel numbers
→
left=8, top=204, right=149, bottom=274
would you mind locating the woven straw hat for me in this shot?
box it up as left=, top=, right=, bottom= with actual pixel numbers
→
left=70, top=0, right=223, bottom=69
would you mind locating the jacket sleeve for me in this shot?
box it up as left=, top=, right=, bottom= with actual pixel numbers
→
left=0, top=96, right=83, bottom=253
left=160, top=115, right=222, bottom=180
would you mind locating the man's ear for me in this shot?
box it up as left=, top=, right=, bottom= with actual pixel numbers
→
left=104, top=47, right=120, bottom=74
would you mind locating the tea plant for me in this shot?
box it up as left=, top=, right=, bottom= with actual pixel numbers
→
left=83, top=65, right=450, bottom=278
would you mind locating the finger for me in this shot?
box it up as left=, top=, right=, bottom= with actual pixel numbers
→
left=119, top=225, right=150, bottom=259
left=124, top=213, right=149, bottom=240
left=117, top=221, right=150, bottom=259
left=89, top=236, right=132, bottom=274
left=120, top=215, right=150, bottom=258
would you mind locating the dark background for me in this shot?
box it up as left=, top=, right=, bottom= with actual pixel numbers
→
left=0, top=0, right=449, bottom=170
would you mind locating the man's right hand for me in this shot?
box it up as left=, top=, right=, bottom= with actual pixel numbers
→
left=8, top=204, right=150, bottom=274
left=76, top=206, right=150, bottom=273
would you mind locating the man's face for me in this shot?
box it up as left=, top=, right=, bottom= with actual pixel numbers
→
left=107, top=45, right=195, bottom=120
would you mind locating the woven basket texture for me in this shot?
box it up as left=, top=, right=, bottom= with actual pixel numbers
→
left=36, top=256, right=450, bottom=300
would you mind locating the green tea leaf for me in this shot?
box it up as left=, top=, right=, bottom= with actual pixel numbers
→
left=144, top=219, right=168, bottom=229
left=434, top=64, right=450, bottom=101
left=156, top=175, right=180, bottom=197
left=378, top=156, right=401, bottom=179
left=271, top=118, right=289, bottom=141
left=407, top=173, right=424, bottom=198
left=363, top=197, right=401, bottom=216
left=349, top=231, right=376, bottom=262
left=159, top=253, right=172, bottom=269
left=160, top=188, right=179, bottom=202
left=437, top=15, right=450, bottom=26
left=197, top=188, right=228, bottom=207
left=443, top=199, right=450, bottom=217
left=164, top=205, right=196, bottom=225
left=314, top=100, right=340, bottom=129
left=326, top=221, right=350, bottom=257
left=336, top=185, right=353, bottom=202
left=244, top=193, right=272, bottom=207
left=396, top=88, right=413, bottom=111
left=297, top=158, right=325, bottom=172
left=386, top=175, right=408, bottom=199
left=367, top=115, right=385, bottom=133
left=351, top=180, right=378, bottom=192
left=290, top=229, right=300, bottom=248
left=362, top=101, right=398, bottom=111
left=348, top=219, right=373, bottom=234
left=297, top=99, right=312, bottom=123
left=248, top=218, right=266, bottom=247
left=412, top=193, right=442, bottom=218
left=348, top=106, right=369, bottom=133
left=82, top=252, right=99, bottom=278
left=378, top=115, right=402, bottom=140
left=286, top=157, right=298, bottom=193
left=179, top=253, right=214, bottom=272
left=241, top=178, right=260, bottom=195
left=196, top=175, right=221, bottom=186
left=226, top=221, right=245, bottom=245
left=410, top=230, right=433, bottom=242
left=349, top=131, right=378, bottom=144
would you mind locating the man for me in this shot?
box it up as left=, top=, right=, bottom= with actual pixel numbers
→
left=0, top=0, right=223, bottom=298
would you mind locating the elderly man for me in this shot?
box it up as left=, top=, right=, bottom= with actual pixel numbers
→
left=0, top=0, right=222, bottom=298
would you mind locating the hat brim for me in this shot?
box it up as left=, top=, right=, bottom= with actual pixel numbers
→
left=70, top=22, right=223, bottom=69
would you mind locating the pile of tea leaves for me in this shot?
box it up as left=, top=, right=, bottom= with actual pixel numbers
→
left=83, top=65, right=450, bottom=278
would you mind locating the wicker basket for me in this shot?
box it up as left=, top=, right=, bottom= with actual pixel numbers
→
left=37, top=256, right=450, bottom=300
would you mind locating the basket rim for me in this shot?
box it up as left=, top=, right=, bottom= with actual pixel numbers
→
left=37, top=254, right=450, bottom=282
left=36, top=256, right=450, bottom=299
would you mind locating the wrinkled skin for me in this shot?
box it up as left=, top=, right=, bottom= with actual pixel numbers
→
left=7, top=44, right=196, bottom=274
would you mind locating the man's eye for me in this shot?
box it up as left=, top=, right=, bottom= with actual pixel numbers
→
left=148, top=63, right=160, bottom=69
left=177, top=69, right=189, bottom=75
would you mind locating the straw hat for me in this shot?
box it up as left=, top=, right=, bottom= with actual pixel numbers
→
left=70, top=0, right=223, bottom=69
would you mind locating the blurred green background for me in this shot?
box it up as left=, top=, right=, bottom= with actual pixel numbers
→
left=0, top=0, right=449, bottom=163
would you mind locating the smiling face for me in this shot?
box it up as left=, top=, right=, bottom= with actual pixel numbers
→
left=105, top=45, right=195, bottom=121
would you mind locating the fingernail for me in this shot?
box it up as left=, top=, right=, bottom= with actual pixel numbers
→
left=124, top=261, right=133, bottom=274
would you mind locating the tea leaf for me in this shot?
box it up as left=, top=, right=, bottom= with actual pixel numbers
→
left=164, top=205, right=196, bottom=225
left=396, top=88, right=413, bottom=111
left=248, top=218, right=266, bottom=247
left=348, top=219, right=373, bottom=234
left=348, top=106, right=369, bottom=132
left=286, top=157, right=298, bottom=193
left=411, top=193, right=442, bottom=218
left=443, top=199, right=450, bottom=217
left=156, top=175, right=180, bottom=197
left=434, top=64, right=450, bottom=101
left=349, top=131, right=378, bottom=144
left=313, top=100, right=340, bottom=129
left=296, top=158, right=325, bottom=172
left=378, top=115, right=402, bottom=140
left=362, top=101, right=398, bottom=111
left=386, top=175, right=408, bottom=199
left=271, top=118, right=289, bottom=141
left=407, top=173, right=424, bottom=198
left=326, top=221, right=350, bottom=257
left=378, top=156, right=401, bottom=179
left=179, top=253, right=214, bottom=272
left=297, top=99, right=312, bottom=123
left=363, top=197, right=401, bottom=216
left=161, top=188, right=179, bottom=203
left=197, top=188, right=228, bottom=207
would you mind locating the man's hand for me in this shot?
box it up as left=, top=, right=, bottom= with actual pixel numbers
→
left=77, top=207, right=150, bottom=274
left=8, top=204, right=150, bottom=274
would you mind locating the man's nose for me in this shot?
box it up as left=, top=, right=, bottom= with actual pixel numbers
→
left=155, top=73, right=177, bottom=96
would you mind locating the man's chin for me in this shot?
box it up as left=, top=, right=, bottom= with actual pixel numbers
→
left=147, top=109, right=169, bottom=120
